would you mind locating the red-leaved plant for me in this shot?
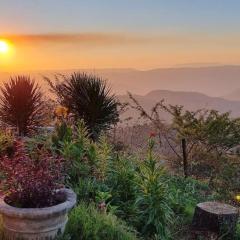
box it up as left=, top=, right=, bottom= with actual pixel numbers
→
left=0, top=140, right=65, bottom=208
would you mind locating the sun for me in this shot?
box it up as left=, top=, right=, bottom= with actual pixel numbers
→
left=0, top=40, right=9, bottom=54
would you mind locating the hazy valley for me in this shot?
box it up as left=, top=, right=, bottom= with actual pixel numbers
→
left=2, top=65, right=240, bottom=121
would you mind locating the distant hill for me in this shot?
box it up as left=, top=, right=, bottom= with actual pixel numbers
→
left=222, top=89, right=240, bottom=101
left=1, top=67, right=240, bottom=121
left=118, top=90, right=240, bottom=123
left=1, top=65, right=240, bottom=97
left=79, top=65, right=240, bottom=97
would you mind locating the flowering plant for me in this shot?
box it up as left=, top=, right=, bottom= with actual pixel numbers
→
left=0, top=140, right=65, bottom=208
left=55, top=106, right=69, bottom=119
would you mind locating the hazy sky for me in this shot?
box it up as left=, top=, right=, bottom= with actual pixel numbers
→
left=1, top=0, right=240, bottom=71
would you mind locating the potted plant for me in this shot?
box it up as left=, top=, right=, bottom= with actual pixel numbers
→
left=0, top=140, right=76, bottom=239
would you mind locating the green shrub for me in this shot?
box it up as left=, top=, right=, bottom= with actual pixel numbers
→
left=58, top=120, right=114, bottom=187
left=25, top=134, right=52, bottom=159
left=59, top=121, right=92, bottom=184
left=235, top=221, right=240, bottom=240
left=51, top=121, right=73, bottom=151
left=0, top=130, right=14, bottom=157
left=212, top=157, right=240, bottom=201
left=166, top=176, right=216, bottom=238
left=72, top=178, right=102, bottom=203
left=93, top=135, right=112, bottom=181
left=106, top=154, right=138, bottom=224
left=134, top=137, right=173, bottom=240
left=167, top=175, right=212, bottom=215
left=64, top=202, right=138, bottom=240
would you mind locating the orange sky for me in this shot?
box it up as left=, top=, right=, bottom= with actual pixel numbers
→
left=1, top=32, right=240, bottom=72
left=1, top=1, right=240, bottom=71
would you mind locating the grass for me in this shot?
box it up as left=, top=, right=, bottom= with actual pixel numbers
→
left=64, top=202, right=138, bottom=240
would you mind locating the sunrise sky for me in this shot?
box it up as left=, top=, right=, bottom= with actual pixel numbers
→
left=1, top=0, right=240, bottom=71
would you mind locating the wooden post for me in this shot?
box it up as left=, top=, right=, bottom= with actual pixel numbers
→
left=182, top=138, right=188, bottom=178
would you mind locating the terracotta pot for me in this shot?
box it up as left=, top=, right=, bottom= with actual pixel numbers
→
left=0, top=188, right=76, bottom=240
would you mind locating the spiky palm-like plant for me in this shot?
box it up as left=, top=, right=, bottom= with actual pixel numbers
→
left=46, top=72, right=119, bottom=140
left=0, top=76, right=45, bottom=136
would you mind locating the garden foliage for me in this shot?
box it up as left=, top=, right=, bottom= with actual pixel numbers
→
left=0, top=140, right=65, bottom=208
left=0, top=74, right=240, bottom=239
left=65, top=202, right=138, bottom=240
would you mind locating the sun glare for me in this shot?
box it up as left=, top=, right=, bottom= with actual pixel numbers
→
left=0, top=40, right=9, bottom=54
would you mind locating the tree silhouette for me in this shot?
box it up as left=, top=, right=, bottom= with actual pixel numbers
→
left=0, top=76, right=45, bottom=136
left=46, top=72, right=119, bottom=139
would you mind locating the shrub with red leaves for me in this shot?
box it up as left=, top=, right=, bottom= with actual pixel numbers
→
left=0, top=140, right=65, bottom=208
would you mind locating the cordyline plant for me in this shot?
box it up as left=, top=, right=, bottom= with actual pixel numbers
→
left=0, top=140, right=65, bottom=208
left=0, top=76, right=46, bottom=136
left=45, top=72, right=119, bottom=140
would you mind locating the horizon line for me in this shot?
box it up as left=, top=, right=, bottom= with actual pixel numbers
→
left=2, top=64, right=240, bottom=73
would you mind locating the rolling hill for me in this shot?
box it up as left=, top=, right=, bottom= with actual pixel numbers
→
left=1, top=65, right=240, bottom=97
left=118, top=89, right=240, bottom=123
left=222, top=89, right=240, bottom=101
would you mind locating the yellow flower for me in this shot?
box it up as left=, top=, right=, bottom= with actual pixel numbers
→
left=235, top=195, right=240, bottom=201
left=55, top=106, right=68, bottom=118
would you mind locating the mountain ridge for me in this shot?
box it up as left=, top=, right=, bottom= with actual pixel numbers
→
left=222, top=88, right=240, bottom=101
left=118, top=89, right=240, bottom=123
left=1, top=65, right=240, bottom=97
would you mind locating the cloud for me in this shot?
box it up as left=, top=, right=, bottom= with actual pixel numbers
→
left=2, top=32, right=240, bottom=47
left=2, top=33, right=152, bottom=45
left=1, top=32, right=200, bottom=47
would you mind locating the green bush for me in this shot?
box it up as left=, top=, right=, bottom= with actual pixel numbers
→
left=212, top=157, right=240, bottom=201
left=58, top=120, right=92, bottom=184
left=64, top=202, right=138, bottom=240
left=167, top=175, right=212, bottom=215
left=106, top=154, right=138, bottom=224
left=25, top=133, right=52, bottom=159
left=72, top=178, right=105, bottom=204
left=51, top=121, right=73, bottom=151
left=134, top=137, right=173, bottom=240
left=56, top=120, right=113, bottom=186
left=0, top=130, right=14, bottom=157
left=135, top=162, right=173, bottom=239
left=165, top=176, right=217, bottom=239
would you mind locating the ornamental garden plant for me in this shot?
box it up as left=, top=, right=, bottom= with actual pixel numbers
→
left=0, top=138, right=76, bottom=239
left=0, top=140, right=65, bottom=208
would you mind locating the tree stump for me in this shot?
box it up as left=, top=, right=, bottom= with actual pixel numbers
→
left=192, top=202, right=239, bottom=239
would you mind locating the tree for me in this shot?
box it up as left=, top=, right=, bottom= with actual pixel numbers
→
left=45, top=72, right=119, bottom=140
left=0, top=76, right=45, bottom=136
left=127, top=93, right=240, bottom=178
